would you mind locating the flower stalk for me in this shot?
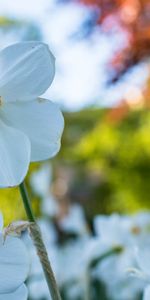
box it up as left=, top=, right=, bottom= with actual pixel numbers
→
left=19, top=181, right=62, bottom=300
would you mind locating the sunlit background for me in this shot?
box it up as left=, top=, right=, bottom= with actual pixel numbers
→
left=1, top=1, right=150, bottom=299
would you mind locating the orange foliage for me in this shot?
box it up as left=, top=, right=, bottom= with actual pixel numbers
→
left=77, top=0, right=150, bottom=80
left=105, top=101, right=129, bottom=123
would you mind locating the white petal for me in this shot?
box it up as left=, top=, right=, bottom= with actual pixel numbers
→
left=0, top=42, right=55, bottom=102
left=143, top=285, right=150, bottom=300
left=136, top=245, right=150, bottom=276
left=0, top=120, right=30, bottom=187
left=0, top=236, right=29, bottom=293
left=0, top=98, right=64, bottom=162
left=0, top=284, right=28, bottom=300
left=0, top=214, right=3, bottom=232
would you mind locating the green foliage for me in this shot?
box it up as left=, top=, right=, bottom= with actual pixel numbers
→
left=0, top=163, right=41, bottom=225
left=59, top=108, right=105, bottom=162
left=57, top=108, right=150, bottom=216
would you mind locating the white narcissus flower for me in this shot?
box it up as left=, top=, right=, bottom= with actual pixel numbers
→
left=93, top=214, right=145, bottom=300
left=0, top=42, right=64, bottom=187
left=135, top=245, right=150, bottom=300
left=0, top=213, right=29, bottom=300
left=128, top=244, right=150, bottom=300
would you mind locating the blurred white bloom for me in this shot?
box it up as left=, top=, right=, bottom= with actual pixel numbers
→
left=94, top=214, right=131, bottom=247
left=30, top=163, right=59, bottom=217
left=42, top=194, right=59, bottom=217
left=94, top=214, right=145, bottom=300
left=29, top=277, right=52, bottom=300
left=0, top=42, right=64, bottom=187
left=136, top=245, right=150, bottom=280
left=0, top=213, right=29, bottom=300
left=59, top=204, right=88, bottom=236
left=55, top=238, right=89, bottom=285
left=30, top=163, right=52, bottom=197
left=131, top=244, right=150, bottom=300
left=26, top=211, right=150, bottom=300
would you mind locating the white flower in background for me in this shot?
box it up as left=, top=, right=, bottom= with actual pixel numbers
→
left=94, top=214, right=131, bottom=246
left=30, top=163, right=59, bottom=217
left=30, top=163, right=52, bottom=197
left=25, top=211, right=150, bottom=300
left=93, top=214, right=144, bottom=300
left=29, top=278, right=52, bottom=300
left=0, top=42, right=64, bottom=187
left=94, top=214, right=133, bottom=282
left=0, top=213, right=29, bottom=300
left=129, top=244, right=150, bottom=300
left=25, top=205, right=90, bottom=300
left=58, top=204, right=88, bottom=236
left=136, top=245, right=150, bottom=281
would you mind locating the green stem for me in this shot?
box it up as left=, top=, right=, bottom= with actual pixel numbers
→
left=19, top=181, right=62, bottom=300
left=89, top=246, right=123, bottom=269
left=19, top=182, right=35, bottom=222
left=84, top=270, right=91, bottom=300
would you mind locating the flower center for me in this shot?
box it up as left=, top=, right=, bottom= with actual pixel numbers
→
left=131, top=226, right=141, bottom=235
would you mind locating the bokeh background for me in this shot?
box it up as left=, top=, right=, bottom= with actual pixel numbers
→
left=1, top=1, right=150, bottom=300
left=1, top=0, right=150, bottom=223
